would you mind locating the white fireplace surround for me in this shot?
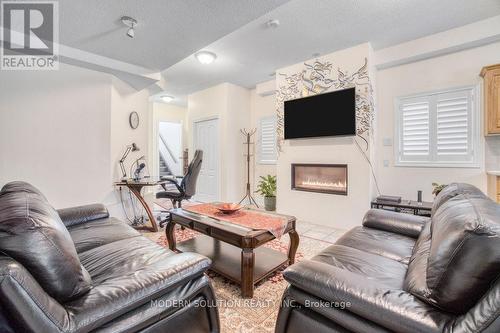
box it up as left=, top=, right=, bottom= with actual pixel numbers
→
left=275, top=43, right=375, bottom=229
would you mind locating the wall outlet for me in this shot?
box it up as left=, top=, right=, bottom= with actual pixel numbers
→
left=383, top=138, right=393, bottom=146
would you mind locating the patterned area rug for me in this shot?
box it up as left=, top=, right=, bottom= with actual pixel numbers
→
left=147, top=227, right=336, bottom=333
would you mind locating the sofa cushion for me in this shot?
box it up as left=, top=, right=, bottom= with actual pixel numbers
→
left=0, top=182, right=92, bottom=302
left=78, top=236, right=176, bottom=282
left=406, top=194, right=500, bottom=313
left=68, top=217, right=141, bottom=253
left=88, top=276, right=215, bottom=333
left=431, top=182, right=486, bottom=216
left=310, top=244, right=408, bottom=288
left=281, top=286, right=392, bottom=333
left=283, top=260, right=453, bottom=333
left=66, top=236, right=211, bottom=331
left=336, top=226, right=416, bottom=264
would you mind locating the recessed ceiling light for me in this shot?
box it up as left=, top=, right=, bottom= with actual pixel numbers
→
left=161, top=95, right=174, bottom=103
left=194, top=51, right=217, bottom=64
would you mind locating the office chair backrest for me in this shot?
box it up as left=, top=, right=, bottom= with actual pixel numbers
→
left=180, top=150, right=203, bottom=199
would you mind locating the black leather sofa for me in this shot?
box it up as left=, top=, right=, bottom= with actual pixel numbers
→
left=276, top=183, right=500, bottom=333
left=0, top=181, right=219, bottom=333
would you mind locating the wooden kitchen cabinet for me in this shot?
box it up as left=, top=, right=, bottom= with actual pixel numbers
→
left=480, top=64, right=500, bottom=135
left=487, top=174, right=500, bottom=203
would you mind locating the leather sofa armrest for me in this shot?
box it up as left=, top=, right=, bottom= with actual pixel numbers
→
left=57, top=203, right=109, bottom=228
left=0, top=256, right=71, bottom=333
left=283, top=260, right=452, bottom=333
left=362, top=209, right=428, bottom=238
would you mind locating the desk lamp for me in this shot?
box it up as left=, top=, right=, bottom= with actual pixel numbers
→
left=119, top=143, right=139, bottom=180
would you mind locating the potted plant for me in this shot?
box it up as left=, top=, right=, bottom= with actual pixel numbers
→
left=256, top=175, right=277, bottom=211
left=432, top=182, right=447, bottom=196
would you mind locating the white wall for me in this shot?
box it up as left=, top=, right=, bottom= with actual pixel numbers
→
left=187, top=83, right=251, bottom=202
left=0, top=63, right=151, bottom=214
left=275, top=44, right=375, bottom=229
left=0, top=64, right=112, bottom=208
left=110, top=77, right=150, bottom=181
left=250, top=87, right=277, bottom=204
left=226, top=83, right=251, bottom=202
left=108, top=77, right=151, bottom=215
left=375, top=41, right=500, bottom=201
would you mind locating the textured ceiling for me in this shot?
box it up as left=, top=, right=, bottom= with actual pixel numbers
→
left=59, top=0, right=291, bottom=70
left=58, top=0, right=500, bottom=105
left=159, top=0, right=500, bottom=105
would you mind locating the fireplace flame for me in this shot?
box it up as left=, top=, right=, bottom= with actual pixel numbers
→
left=300, top=178, right=347, bottom=190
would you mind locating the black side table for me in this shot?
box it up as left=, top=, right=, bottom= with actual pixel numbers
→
left=371, top=199, right=432, bottom=217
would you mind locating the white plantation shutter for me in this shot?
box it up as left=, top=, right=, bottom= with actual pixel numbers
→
left=396, top=87, right=478, bottom=167
left=259, top=116, right=277, bottom=164
left=400, top=99, right=430, bottom=160
left=436, top=91, right=472, bottom=160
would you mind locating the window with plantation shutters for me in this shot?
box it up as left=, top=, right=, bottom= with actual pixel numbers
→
left=259, top=116, right=277, bottom=164
left=395, top=86, right=479, bottom=167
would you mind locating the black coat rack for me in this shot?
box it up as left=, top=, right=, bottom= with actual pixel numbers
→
left=239, top=128, right=259, bottom=207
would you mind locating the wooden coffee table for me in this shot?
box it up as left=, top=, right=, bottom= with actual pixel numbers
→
left=167, top=207, right=299, bottom=298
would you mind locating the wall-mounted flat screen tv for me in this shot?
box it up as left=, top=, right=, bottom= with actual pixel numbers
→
left=284, top=87, right=356, bottom=139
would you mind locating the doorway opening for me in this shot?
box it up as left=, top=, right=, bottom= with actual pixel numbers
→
left=158, top=121, right=183, bottom=177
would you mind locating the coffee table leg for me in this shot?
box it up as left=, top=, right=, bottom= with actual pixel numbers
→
left=165, top=221, right=177, bottom=251
left=288, top=230, right=299, bottom=265
left=241, top=248, right=255, bottom=298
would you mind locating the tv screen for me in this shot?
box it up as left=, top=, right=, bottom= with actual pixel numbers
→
left=284, top=87, right=356, bottom=139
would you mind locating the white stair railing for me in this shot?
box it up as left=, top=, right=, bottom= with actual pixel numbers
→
left=159, top=133, right=180, bottom=176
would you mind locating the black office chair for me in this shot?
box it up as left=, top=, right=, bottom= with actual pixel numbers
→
left=156, top=150, right=203, bottom=228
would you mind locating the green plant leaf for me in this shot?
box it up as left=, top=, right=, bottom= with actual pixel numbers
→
left=255, top=174, right=277, bottom=197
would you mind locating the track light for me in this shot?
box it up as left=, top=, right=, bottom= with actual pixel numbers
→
left=127, top=27, right=135, bottom=38
left=121, top=16, right=137, bottom=39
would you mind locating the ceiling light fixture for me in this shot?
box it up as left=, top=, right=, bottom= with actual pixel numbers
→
left=121, top=16, right=137, bottom=38
left=266, top=19, right=280, bottom=29
left=194, top=51, right=217, bottom=64
left=161, top=95, right=174, bottom=103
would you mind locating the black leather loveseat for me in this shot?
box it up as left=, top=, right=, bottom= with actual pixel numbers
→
left=0, top=181, right=219, bottom=333
left=276, top=183, right=500, bottom=333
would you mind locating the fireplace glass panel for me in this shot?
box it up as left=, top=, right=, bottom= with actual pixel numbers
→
left=292, top=164, right=347, bottom=195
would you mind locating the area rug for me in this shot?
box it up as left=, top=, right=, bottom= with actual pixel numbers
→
left=147, top=227, right=336, bottom=333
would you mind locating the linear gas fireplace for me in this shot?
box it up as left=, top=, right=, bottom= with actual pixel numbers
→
left=291, top=164, right=348, bottom=195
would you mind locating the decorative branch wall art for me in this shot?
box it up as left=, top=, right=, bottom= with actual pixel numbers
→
left=275, top=57, right=374, bottom=151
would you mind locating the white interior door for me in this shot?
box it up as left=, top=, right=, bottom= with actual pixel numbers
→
left=193, top=118, right=219, bottom=202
